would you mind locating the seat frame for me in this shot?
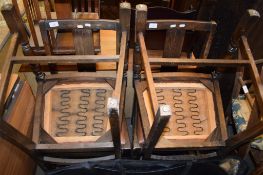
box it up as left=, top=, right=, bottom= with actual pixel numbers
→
left=0, top=2, right=131, bottom=171
left=132, top=4, right=263, bottom=160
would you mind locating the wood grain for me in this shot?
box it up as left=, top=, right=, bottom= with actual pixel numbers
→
left=0, top=81, right=35, bottom=175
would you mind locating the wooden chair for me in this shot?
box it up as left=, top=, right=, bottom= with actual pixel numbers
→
left=133, top=4, right=216, bottom=78
left=54, top=0, right=100, bottom=19
left=39, top=0, right=131, bottom=72
left=9, top=0, right=101, bottom=55
left=129, top=5, right=197, bottom=48
left=52, top=0, right=102, bottom=56
left=228, top=9, right=263, bottom=170
left=0, top=2, right=131, bottom=171
left=132, top=5, right=263, bottom=160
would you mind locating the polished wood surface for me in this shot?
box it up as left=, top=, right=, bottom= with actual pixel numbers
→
left=0, top=80, right=35, bottom=175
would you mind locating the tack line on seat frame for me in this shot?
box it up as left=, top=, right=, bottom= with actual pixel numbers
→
left=134, top=28, right=263, bottom=159
left=0, top=3, right=131, bottom=170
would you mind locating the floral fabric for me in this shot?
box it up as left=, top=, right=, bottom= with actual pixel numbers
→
left=232, top=95, right=263, bottom=150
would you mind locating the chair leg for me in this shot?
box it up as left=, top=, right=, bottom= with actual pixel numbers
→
left=142, top=105, right=171, bottom=159
left=108, top=98, right=121, bottom=158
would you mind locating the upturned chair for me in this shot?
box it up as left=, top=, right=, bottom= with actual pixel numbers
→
left=0, top=2, right=131, bottom=171
left=132, top=5, right=263, bottom=160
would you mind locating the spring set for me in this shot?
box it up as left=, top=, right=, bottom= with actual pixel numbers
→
left=56, top=90, right=71, bottom=137
left=156, top=89, right=170, bottom=133
left=92, top=89, right=107, bottom=136
left=187, top=89, right=203, bottom=135
left=75, top=89, right=90, bottom=136
left=173, top=89, right=189, bottom=136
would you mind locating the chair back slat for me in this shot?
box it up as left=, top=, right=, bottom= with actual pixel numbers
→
left=163, top=28, right=186, bottom=57
left=87, top=0, right=92, bottom=12
left=73, top=28, right=94, bottom=55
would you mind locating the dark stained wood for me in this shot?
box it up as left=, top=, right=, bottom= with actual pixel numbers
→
left=0, top=81, right=36, bottom=175
left=32, top=82, right=44, bottom=143
left=134, top=81, right=150, bottom=137
left=225, top=36, right=263, bottom=153
left=22, top=0, right=39, bottom=47
left=146, top=20, right=216, bottom=31
left=226, top=120, right=263, bottom=151
left=117, top=2, right=131, bottom=54
left=35, top=142, right=114, bottom=152
left=119, top=2, right=131, bottom=39
left=54, top=0, right=72, bottom=19
left=163, top=28, right=185, bottom=58
left=133, top=5, right=263, bottom=160
left=43, top=0, right=55, bottom=44
left=240, top=36, right=263, bottom=111
left=149, top=57, right=250, bottom=66
left=109, top=108, right=121, bottom=158
left=113, top=32, right=127, bottom=101
left=31, top=0, right=41, bottom=20
left=200, top=24, right=217, bottom=58
left=153, top=72, right=212, bottom=79
left=197, top=0, right=217, bottom=21
left=1, top=3, right=45, bottom=80
left=138, top=32, right=159, bottom=115
left=0, top=2, right=131, bottom=170
left=1, top=4, right=28, bottom=43
left=133, top=4, right=147, bottom=78
left=231, top=9, right=260, bottom=48
left=94, top=0, right=100, bottom=14
left=73, top=28, right=96, bottom=71
left=74, top=29, right=94, bottom=55
left=40, top=129, right=57, bottom=144
left=213, top=81, right=228, bottom=141
left=11, top=55, right=119, bottom=64
left=45, top=72, right=117, bottom=80
left=238, top=77, right=254, bottom=107
left=39, top=21, right=52, bottom=56
left=40, top=19, right=119, bottom=31
left=0, top=34, right=18, bottom=114
left=142, top=107, right=171, bottom=159
left=0, top=34, right=36, bottom=160
left=238, top=102, right=259, bottom=158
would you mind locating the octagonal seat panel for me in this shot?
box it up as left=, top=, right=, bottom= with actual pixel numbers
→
left=141, top=81, right=223, bottom=149
left=44, top=82, right=112, bottom=143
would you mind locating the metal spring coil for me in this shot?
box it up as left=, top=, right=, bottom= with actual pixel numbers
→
left=91, top=89, right=106, bottom=136
left=56, top=90, right=71, bottom=137
left=173, top=89, right=189, bottom=136
left=156, top=89, right=170, bottom=133
left=75, top=89, right=90, bottom=136
left=187, top=89, right=203, bottom=135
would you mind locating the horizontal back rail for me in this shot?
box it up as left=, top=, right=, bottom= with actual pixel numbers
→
left=39, top=19, right=120, bottom=31
left=146, top=19, right=216, bottom=31
left=11, top=55, right=119, bottom=64
left=148, top=58, right=250, bottom=66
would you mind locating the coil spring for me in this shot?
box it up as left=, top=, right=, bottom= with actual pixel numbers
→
left=75, top=89, right=90, bottom=136
left=56, top=90, right=71, bottom=137
left=187, top=89, right=203, bottom=135
left=173, top=89, right=189, bottom=136
left=91, top=89, right=106, bottom=136
left=156, top=89, right=170, bottom=133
